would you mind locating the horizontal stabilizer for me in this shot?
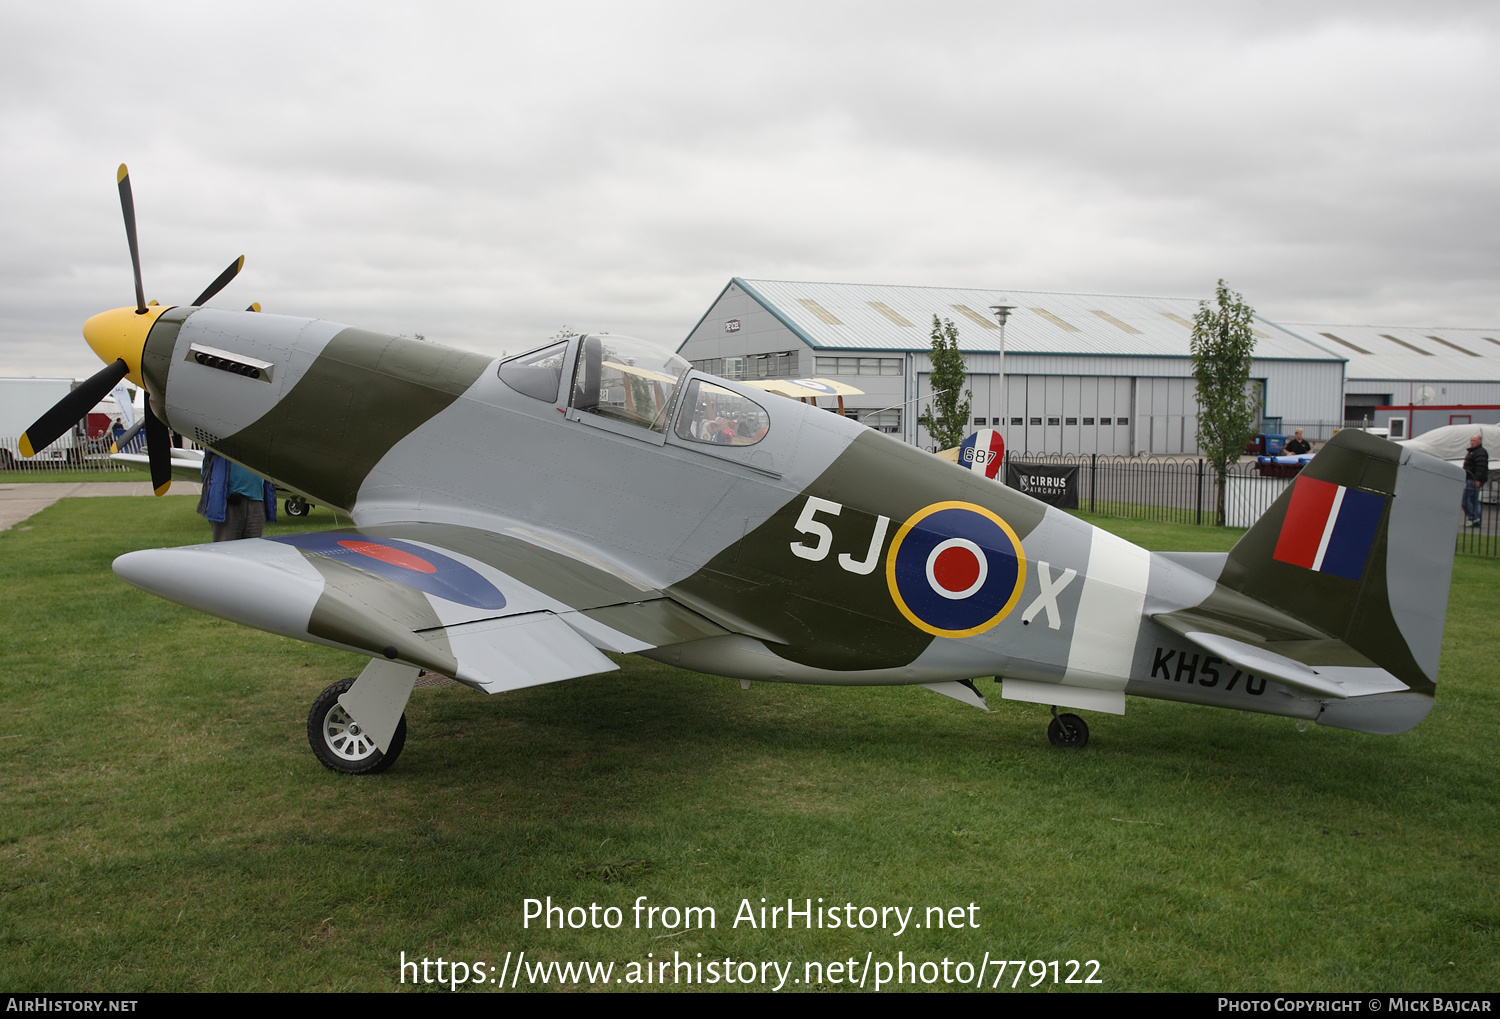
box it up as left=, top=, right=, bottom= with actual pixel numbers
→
left=1153, top=612, right=1409, bottom=700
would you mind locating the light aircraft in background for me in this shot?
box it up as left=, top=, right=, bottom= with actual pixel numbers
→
left=21, top=166, right=1464, bottom=774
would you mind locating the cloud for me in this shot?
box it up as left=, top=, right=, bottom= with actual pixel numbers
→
left=2, top=1, right=1497, bottom=377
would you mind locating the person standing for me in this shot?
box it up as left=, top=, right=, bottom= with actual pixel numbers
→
left=1284, top=428, right=1312, bottom=455
left=197, top=450, right=277, bottom=541
left=1462, top=433, right=1489, bottom=527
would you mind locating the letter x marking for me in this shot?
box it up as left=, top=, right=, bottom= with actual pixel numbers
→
left=1021, top=560, right=1078, bottom=630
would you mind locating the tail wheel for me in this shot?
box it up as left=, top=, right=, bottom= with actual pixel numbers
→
left=307, top=677, right=406, bottom=774
left=284, top=497, right=310, bottom=517
left=1047, top=711, right=1089, bottom=749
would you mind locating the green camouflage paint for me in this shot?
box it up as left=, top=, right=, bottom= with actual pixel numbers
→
left=669, top=430, right=1048, bottom=671
left=1216, top=429, right=1433, bottom=695
left=215, top=329, right=490, bottom=511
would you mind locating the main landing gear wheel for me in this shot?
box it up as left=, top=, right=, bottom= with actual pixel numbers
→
left=307, top=677, right=406, bottom=774
left=284, top=496, right=311, bottom=517
left=1046, top=708, right=1089, bottom=748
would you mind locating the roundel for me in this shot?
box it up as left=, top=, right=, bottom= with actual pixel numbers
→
left=791, top=378, right=838, bottom=394
left=885, top=501, right=1026, bottom=638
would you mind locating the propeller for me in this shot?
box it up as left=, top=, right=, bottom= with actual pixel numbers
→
left=20, top=358, right=129, bottom=458
left=18, top=163, right=251, bottom=494
left=117, top=165, right=147, bottom=315
left=142, top=393, right=173, bottom=496
left=193, top=255, right=244, bottom=307
left=110, top=416, right=145, bottom=453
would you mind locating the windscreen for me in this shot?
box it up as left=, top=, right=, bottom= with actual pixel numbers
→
left=570, top=335, right=690, bottom=433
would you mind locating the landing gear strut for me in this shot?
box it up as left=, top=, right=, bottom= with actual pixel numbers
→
left=1046, top=706, right=1089, bottom=748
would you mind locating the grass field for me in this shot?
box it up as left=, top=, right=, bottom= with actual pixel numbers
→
left=1, top=498, right=1496, bottom=992
left=0, top=469, right=140, bottom=484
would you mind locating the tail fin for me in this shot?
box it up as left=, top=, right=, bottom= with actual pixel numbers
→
left=1154, top=429, right=1462, bottom=733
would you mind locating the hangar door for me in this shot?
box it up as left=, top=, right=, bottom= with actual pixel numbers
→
left=1134, top=377, right=1197, bottom=455
left=999, top=376, right=1135, bottom=455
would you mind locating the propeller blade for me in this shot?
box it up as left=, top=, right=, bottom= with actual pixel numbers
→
left=192, top=255, right=245, bottom=307
left=246, top=302, right=261, bottom=313
left=142, top=393, right=172, bottom=496
left=19, top=358, right=129, bottom=458
left=110, top=417, right=146, bottom=453
left=117, top=164, right=147, bottom=314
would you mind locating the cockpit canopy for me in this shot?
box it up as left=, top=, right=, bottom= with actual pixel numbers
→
left=499, top=332, right=769, bottom=446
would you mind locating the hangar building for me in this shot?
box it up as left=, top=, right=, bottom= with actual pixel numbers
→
left=1279, top=323, right=1500, bottom=440
left=679, top=278, right=1345, bottom=455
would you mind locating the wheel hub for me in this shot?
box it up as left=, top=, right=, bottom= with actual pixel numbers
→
left=324, top=704, right=377, bottom=761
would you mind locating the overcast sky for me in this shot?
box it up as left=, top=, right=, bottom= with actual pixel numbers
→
left=2, top=1, right=1497, bottom=379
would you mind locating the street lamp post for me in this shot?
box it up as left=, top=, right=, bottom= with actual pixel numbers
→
left=989, top=304, right=1015, bottom=429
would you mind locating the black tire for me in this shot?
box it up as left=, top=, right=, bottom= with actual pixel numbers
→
left=1047, top=712, right=1089, bottom=749
left=284, top=497, right=310, bottom=518
left=307, top=677, right=406, bottom=774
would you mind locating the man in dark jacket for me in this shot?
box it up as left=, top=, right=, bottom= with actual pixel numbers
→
left=1284, top=428, right=1312, bottom=455
left=1463, top=433, right=1489, bottom=527
left=197, top=450, right=278, bottom=541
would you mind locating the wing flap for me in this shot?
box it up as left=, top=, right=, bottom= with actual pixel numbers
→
left=428, top=611, right=619, bottom=693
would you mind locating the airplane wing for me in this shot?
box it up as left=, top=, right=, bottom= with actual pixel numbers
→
left=113, top=523, right=728, bottom=693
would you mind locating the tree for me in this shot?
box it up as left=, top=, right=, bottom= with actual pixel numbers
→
left=919, top=316, right=972, bottom=450
left=1191, top=280, right=1260, bottom=525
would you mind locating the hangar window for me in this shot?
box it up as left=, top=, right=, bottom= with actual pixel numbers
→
left=1029, top=417, right=1042, bottom=426
left=1427, top=335, right=1481, bottom=357
left=1116, top=417, right=1129, bottom=426
left=1011, top=417, right=1023, bottom=426
left=1320, top=332, right=1373, bottom=355
left=499, top=342, right=568, bottom=403
left=1100, top=418, right=1111, bottom=425
left=1083, top=417, right=1095, bottom=425
left=675, top=379, right=769, bottom=446
left=570, top=335, right=690, bottom=433
left=1065, top=417, right=1078, bottom=426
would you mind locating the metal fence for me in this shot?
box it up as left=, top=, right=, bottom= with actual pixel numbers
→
left=0, top=436, right=135, bottom=474
left=1005, top=451, right=1500, bottom=558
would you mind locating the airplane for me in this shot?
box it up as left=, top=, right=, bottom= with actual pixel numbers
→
left=20, top=166, right=1465, bottom=775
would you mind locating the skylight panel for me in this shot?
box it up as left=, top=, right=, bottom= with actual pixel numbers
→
left=951, top=305, right=1000, bottom=329
left=1380, top=334, right=1432, bottom=356
left=1029, top=308, right=1080, bottom=332
left=1427, top=335, right=1480, bottom=357
left=1320, top=333, right=1373, bottom=355
left=797, top=299, right=843, bottom=326
left=868, top=302, right=914, bottom=327
left=1485, top=337, right=1500, bottom=347
left=1089, top=310, right=1141, bottom=334
left=1161, top=312, right=1195, bottom=328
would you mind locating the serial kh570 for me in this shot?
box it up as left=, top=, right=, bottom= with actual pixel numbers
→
left=22, top=166, right=1464, bottom=773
